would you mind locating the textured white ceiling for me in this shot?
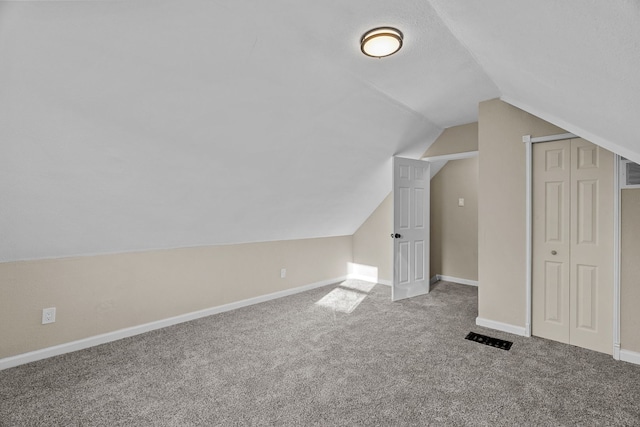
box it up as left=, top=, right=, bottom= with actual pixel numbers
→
left=1, top=1, right=637, bottom=262
left=0, top=1, right=497, bottom=261
left=429, top=0, right=640, bottom=164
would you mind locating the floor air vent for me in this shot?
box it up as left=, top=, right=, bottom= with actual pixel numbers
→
left=465, top=332, right=512, bottom=351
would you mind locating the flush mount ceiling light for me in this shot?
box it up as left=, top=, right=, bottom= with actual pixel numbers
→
left=360, top=27, right=403, bottom=58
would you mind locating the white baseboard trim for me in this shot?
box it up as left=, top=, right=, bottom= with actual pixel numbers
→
left=0, top=276, right=346, bottom=371
left=475, top=317, right=527, bottom=337
left=437, top=275, right=478, bottom=287
left=347, top=274, right=392, bottom=287
left=345, top=273, right=373, bottom=282
left=619, top=349, right=640, bottom=366
left=613, top=343, right=621, bottom=360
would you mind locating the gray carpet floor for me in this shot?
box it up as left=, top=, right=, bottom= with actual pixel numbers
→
left=1, top=280, right=640, bottom=426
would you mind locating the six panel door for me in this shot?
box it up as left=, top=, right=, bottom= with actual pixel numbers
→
left=392, top=157, right=430, bottom=301
left=569, top=138, right=614, bottom=354
left=532, top=138, right=614, bottom=355
left=532, top=140, right=571, bottom=344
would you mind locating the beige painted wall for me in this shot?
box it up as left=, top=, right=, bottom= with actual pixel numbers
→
left=0, top=236, right=352, bottom=359
left=478, top=99, right=640, bottom=355
left=478, top=99, right=566, bottom=327
left=352, top=122, right=480, bottom=285
left=430, top=157, right=478, bottom=281
left=352, top=193, right=393, bottom=283
left=621, top=189, right=640, bottom=353
left=423, top=122, right=478, bottom=157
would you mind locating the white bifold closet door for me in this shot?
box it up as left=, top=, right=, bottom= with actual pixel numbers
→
left=532, top=138, right=614, bottom=354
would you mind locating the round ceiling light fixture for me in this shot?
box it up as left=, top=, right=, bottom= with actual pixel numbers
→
left=360, top=27, right=403, bottom=58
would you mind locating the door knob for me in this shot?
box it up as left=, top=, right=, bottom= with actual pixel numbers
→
left=390, top=233, right=402, bottom=239
left=551, top=250, right=557, bottom=255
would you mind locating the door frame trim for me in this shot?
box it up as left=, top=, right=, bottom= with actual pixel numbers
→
left=523, top=133, right=621, bottom=359
left=390, top=152, right=477, bottom=300
left=422, top=150, right=478, bottom=162
left=613, top=155, right=621, bottom=359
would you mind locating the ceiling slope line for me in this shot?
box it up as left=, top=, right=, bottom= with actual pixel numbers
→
left=352, top=73, right=443, bottom=132
left=0, top=232, right=356, bottom=265
left=426, top=0, right=502, bottom=96
left=246, top=2, right=444, bottom=135
left=502, top=95, right=640, bottom=165
left=225, top=0, right=439, bottom=131
left=333, top=67, right=445, bottom=159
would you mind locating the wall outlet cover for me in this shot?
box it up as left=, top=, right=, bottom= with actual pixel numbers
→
left=42, top=307, right=56, bottom=324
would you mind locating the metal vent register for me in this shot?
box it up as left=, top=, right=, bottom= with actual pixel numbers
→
left=626, top=161, right=640, bottom=186
left=465, top=332, right=513, bottom=351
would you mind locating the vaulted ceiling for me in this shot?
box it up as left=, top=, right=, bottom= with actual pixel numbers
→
left=429, top=0, right=640, bottom=163
left=1, top=1, right=638, bottom=262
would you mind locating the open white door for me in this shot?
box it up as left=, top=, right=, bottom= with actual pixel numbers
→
left=392, top=157, right=430, bottom=301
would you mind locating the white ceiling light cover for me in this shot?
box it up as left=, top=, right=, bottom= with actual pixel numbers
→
left=361, top=27, right=403, bottom=58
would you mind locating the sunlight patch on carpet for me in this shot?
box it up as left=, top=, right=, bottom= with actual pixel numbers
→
left=315, top=280, right=374, bottom=314
left=340, top=280, right=376, bottom=293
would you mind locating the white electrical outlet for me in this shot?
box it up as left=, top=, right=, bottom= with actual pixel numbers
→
left=42, top=307, right=56, bottom=324
left=458, top=198, right=465, bottom=207
left=280, top=268, right=286, bottom=278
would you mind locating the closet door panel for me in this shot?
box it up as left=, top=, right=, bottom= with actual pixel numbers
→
left=532, top=140, right=571, bottom=343
left=569, top=138, right=614, bottom=355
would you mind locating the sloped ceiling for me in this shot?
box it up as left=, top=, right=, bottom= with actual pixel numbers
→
left=429, top=0, right=640, bottom=164
left=0, top=0, right=498, bottom=261
left=1, top=1, right=638, bottom=262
